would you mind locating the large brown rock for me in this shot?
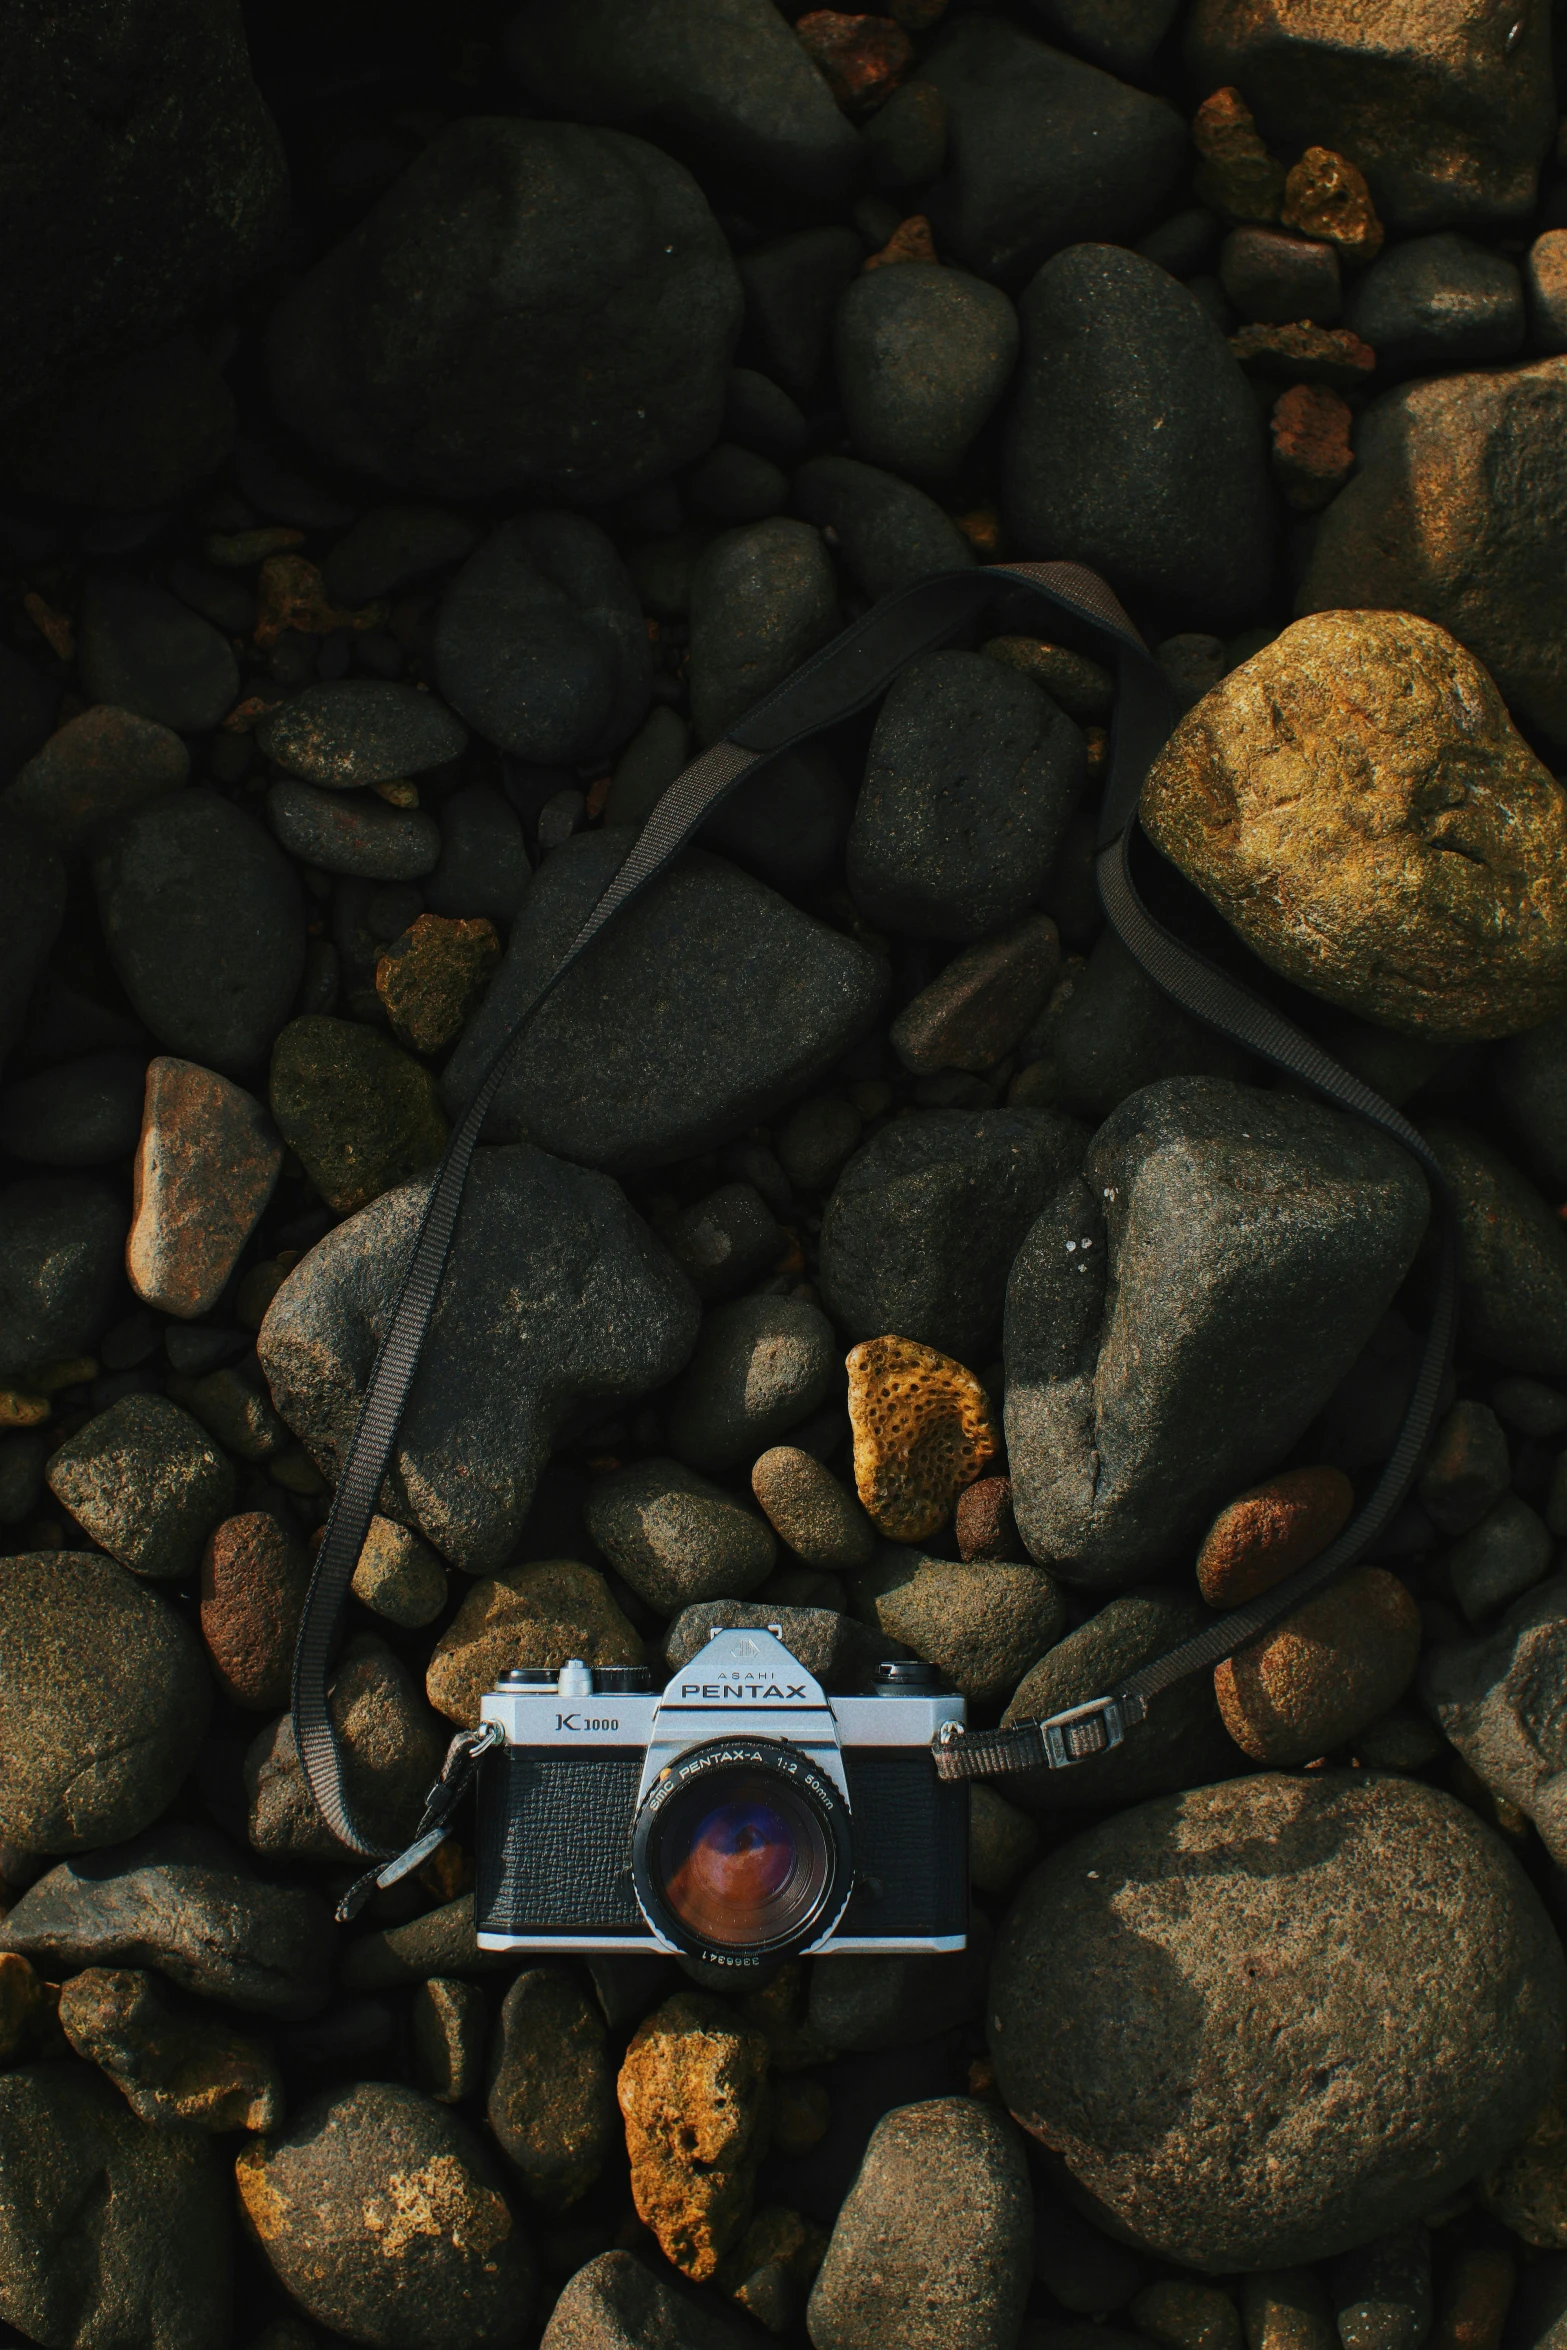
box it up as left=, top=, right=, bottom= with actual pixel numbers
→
left=426, top=1558, right=643, bottom=1727
left=128, top=1057, right=282, bottom=1318
left=990, top=1773, right=1566, bottom=2269
left=1141, top=612, right=1567, bottom=1038
left=1186, top=0, right=1555, bottom=232
left=1298, top=362, right=1567, bottom=748
left=618, top=1994, right=771, bottom=2282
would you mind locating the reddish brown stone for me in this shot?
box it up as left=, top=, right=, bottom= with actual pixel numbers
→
left=127, top=1058, right=283, bottom=1319
left=890, top=917, right=1061, bottom=1075
left=1271, top=383, right=1356, bottom=511
left=955, top=1476, right=1020, bottom=1562
left=1282, top=147, right=1384, bottom=265
left=253, top=554, right=388, bottom=650
left=1230, top=322, right=1376, bottom=386
left=1431, top=2248, right=1514, bottom=2350
left=795, top=11, right=914, bottom=116
left=200, top=1510, right=313, bottom=1708
left=1193, top=87, right=1286, bottom=223
left=1197, top=1464, right=1353, bottom=1606
left=1214, top=1565, right=1421, bottom=1764
left=864, top=215, right=937, bottom=271
left=374, top=913, right=501, bottom=1054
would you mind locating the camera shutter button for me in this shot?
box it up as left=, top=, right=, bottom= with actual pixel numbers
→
left=557, top=1659, right=595, bottom=1696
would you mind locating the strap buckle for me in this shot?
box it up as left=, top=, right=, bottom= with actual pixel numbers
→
left=1041, top=1693, right=1140, bottom=1768
left=335, top=1721, right=503, bottom=1924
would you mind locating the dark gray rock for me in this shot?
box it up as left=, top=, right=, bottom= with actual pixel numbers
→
left=0, top=2061, right=230, bottom=2350
left=340, top=1892, right=516, bottom=1991
left=0, top=1824, right=333, bottom=2016
left=0, top=807, right=66, bottom=1064
left=0, top=646, right=53, bottom=778
left=47, top=1393, right=234, bottom=1579
left=411, top=1974, right=488, bottom=2103
left=1, top=334, right=235, bottom=513
left=267, top=780, right=442, bottom=881
left=583, top=1457, right=775, bottom=1613
left=1495, top=1009, right=1567, bottom=1189
left=1421, top=1575, right=1567, bottom=1864
left=1509, top=2254, right=1567, bottom=2350
left=852, top=1549, right=1066, bottom=1708
left=1026, top=0, right=1182, bottom=79
left=0, top=0, right=287, bottom=417
left=507, top=0, right=862, bottom=220
left=0, top=1176, right=125, bottom=1376
left=808, top=1928, right=992, bottom=2054
left=1423, top=1122, right=1567, bottom=1375
left=864, top=81, right=948, bottom=193
left=257, top=680, right=469, bottom=787
left=443, top=830, right=887, bottom=1173
left=324, top=503, right=480, bottom=604
left=1417, top=1400, right=1511, bottom=1535
left=658, top=1182, right=784, bottom=1303
left=1024, top=928, right=1246, bottom=1121
left=1344, top=234, right=1525, bottom=375
left=919, top=18, right=1187, bottom=286
left=425, top=783, right=531, bottom=927
left=77, top=574, right=238, bottom=735
left=1006, top=242, right=1274, bottom=629
left=820, top=1106, right=1087, bottom=1361
left=1219, top=227, right=1340, bottom=326
left=1002, top=1591, right=1239, bottom=1812
left=683, top=441, right=788, bottom=523
left=688, top=518, right=838, bottom=745
left=542, top=2250, right=756, bottom=2350
left=94, top=791, right=305, bottom=1073
left=664, top=1598, right=891, bottom=1691
left=665, top=1294, right=839, bottom=1473
left=847, top=649, right=1085, bottom=940
left=245, top=1634, right=448, bottom=1862
left=1332, top=2228, right=1432, bottom=2350
left=267, top=119, right=741, bottom=502
left=1005, top=1078, right=1430, bottom=1588
left=258, top=1143, right=696, bottom=1571
left=486, top=1966, right=617, bottom=2209
left=738, top=228, right=865, bottom=407
left=0, top=1050, right=145, bottom=1165
left=0, top=1550, right=210, bottom=1857
left=807, top=2097, right=1032, bottom=2350
left=752, top=1447, right=874, bottom=1570
left=0, top=1431, right=46, bottom=1522
left=836, top=262, right=1020, bottom=481
left=793, top=454, right=975, bottom=604
left=725, top=368, right=808, bottom=465
left=990, top=1772, right=1567, bottom=2267
left=235, top=2083, right=533, bottom=2341
left=699, top=741, right=853, bottom=894
left=435, top=512, right=651, bottom=763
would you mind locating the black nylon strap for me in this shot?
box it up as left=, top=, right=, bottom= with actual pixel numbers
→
left=292, top=557, right=1457, bottom=1854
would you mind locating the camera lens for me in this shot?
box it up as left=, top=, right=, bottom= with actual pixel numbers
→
left=632, top=1741, right=852, bottom=1963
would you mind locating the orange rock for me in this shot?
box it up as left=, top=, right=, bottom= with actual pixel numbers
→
left=1197, top=1464, right=1354, bottom=1606
left=795, top=11, right=913, bottom=116
left=847, top=1334, right=999, bottom=1543
left=618, top=1993, right=772, bottom=2281
left=954, top=507, right=1002, bottom=557
left=1270, top=383, right=1355, bottom=511
left=1214, top=1565, right=1421, bottom=1765
left=1283, top=147, right=1384, bottom=265
left=1192, top=88, right=1286, bottom=223
left=375, top=912, right=500, bottom=1055
left=1229, top=322, right=1375, bottom=386
left=127, top=1058, right=283, bottom=1319
left=863, top=214, right=936, bottom=271
left=253, top=554, right=388, bottom=649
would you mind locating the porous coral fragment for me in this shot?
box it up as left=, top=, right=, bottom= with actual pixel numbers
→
left=846, top=1334, right=999, bottom=1542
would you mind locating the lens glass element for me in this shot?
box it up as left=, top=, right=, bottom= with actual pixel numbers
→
left=653, top=1767, right=834, bottom=1952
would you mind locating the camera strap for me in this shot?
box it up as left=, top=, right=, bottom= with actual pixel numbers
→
left=294, top=557, right=1459, bottom=1902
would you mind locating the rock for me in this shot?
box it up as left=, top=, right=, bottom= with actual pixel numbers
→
left=696, top=740, right=852, bottom=898
left=1344, top=235, right=1524, bottom=375
left=808, top=2097, right=1031, bottom=2350
left=410, top=1977, right=487, bottom=2103
left=864, top=80, right=948, bottom=193
left=1495, top=1376, right=1567, bottom=1440
left=738, top=229, right=865, bottom=408
left=267, top=779, right=442, bottom=880
left=683, top=441, right=787, bottom=525
left=1418, top=1401, right=1511, bottom=1534
left=443, top=831, right=887, bottom=1173
left=970, top=1782, right=1043, bottom=1894
left=341, top=1893, right=515, bottom=1992
left=835, top=261, right=1019, bottom=481
left=851, top=1550, right=1066, bottom=1706
left=268, top=118, right=741, bottom=503
left=0, top=1051, right=146, bottom=1166
left=376, top=913, right=500, bottom=1054
left=0, top=1825, right=333, bottom=2017
left=269, top=1013, right=448, bottom=1214
left=1143, top=613, right=1567, bottom=1038
left=351, top=1514, right=448, bottom=1629
left=0, top=649, right=54, bottom=782
left=1005, top=242, right=1274, bottom=630
left=425, top=783, right=532, bottom=927
left=487, top=1966, right=617, bottom=2208
left=918, top=18, right=1187, bottom=285
left=777, top=1094, right=863, bottom=1194
left=47, top=1394, right=234, bottom=1580
left=426, top=1559, right=643, bottom=1727
left=258, top=1145, right=698, bottom=1572
left=663, top=1599, right=891, bottom=1693
left=1509, top=2258, right=1567, bottom=2350
left=3, top=706, right=189, bottom=855
left=845, top=651, right=1086, bottom=940
left=751, top=1448, right=875, bottom=1571
left=1003, top=1590, right=1239, bottom=1812
left=1027, top=0, right=1181, bottom=78
left=1331, top=2229, right=1433, bottom=2350
left=0, top=1433, right=47, bottom=1524
left=1445, top=1494, right=1552, bottom=1622
left=1028, top=928, right=1248, bottom=1124
left=1219, top=227, right=1341, bottom=324
left=1132, top=2282, right=1244, bottom=2350
left=237, top=2082, right=533, bottom=2341
left=200, top=1510, right=312, bottom=1708
left=507, top=0, right=861, bottom=220
left=820, top=1106, right=1086, bottom=1362
left=584, top=1460, right=776, bottom=1615
left=1185, top=0, right=1555, bottom=233
left=986, top=636, right=1114, bottom=722
left=1214, top=1566, right=1422, bottom=1763
left=541, top=2249, right=759, bottom=2350
left=1496, top=1012, right=1567, bottom=1188
left=127, top=1057, right=281, bottom=1318
left=1006, top=1078, right=1428, bottom=1588
left=4, top=333, right=235, bottom=511
left=1297, top=359, right=1567, bottom=749
left=1281, top=148, right=1384, bottom=265
left=792, top=454, right=975, bottom=603
left=58, top=1966, right=281, bottom=2132
left=77, top=573, right=237, bottom=735
left=1230, top=320, right=1376, bottom=388
left=1529, top=233, right=1567, bottom=355
left=245, top=1634, right=447, bottom=1862
left=0, top=2061, right=231, bottom=2350
left=0, top=1176, right=125, bottom=1377
left=1270, top=382, right=1356, bottom=511
left=955, top=1475, right=1020, bottom=1562
left=435, top=513, right=651, bottom=764
left=93, top=792, right=305, bottom=1075
left=659, top=1183, right=785, bottom=1304
left=665, top=1296, right=838, bottom=1475
left=257, top=681, right=469, bottom=787
left=0, top=808, right=65, bottom=1064
left=846, top=1335, right=999, bottom=1544
left=1196, top=1466, right=1354, bottom=1605
left=1482, top=2078, right=1567, bottom=2248
left=0, top=1550, right=210, bottom=1856
left=892, top=919, right=1061, bottom=1075
left=1422, top=1123, right=1567, bottom=1374
left=991, top=1772, right=1566, bottom=2267
left=618, top=1993, right=771, bottom=2281
left=688, top=519, right=838, bottom=746
left=324, top=503, right=480, bottom=604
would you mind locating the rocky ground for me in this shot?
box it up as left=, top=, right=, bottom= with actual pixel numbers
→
left=6, top=0, right=1567, bottom=2345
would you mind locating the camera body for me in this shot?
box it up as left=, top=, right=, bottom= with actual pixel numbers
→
left=474, top=1626, right=968, bottom=1967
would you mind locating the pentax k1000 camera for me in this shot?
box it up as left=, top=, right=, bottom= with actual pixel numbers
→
left=472, top=1626, right=968, bottom=1968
